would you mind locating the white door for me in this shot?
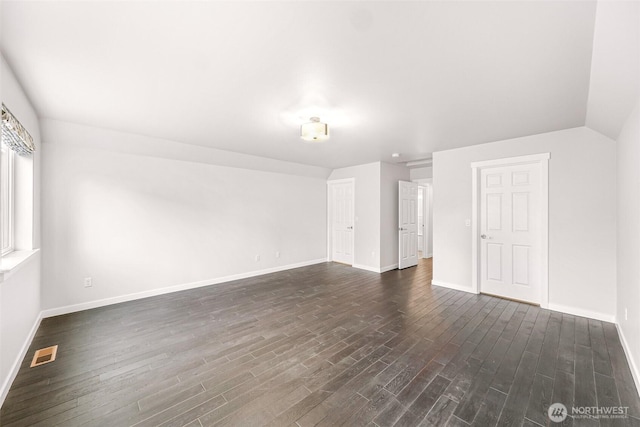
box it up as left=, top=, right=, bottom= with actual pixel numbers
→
left=480, top=163, right=541, bottom=303
left=399, top=181, right=419, bottom=269
left=418, top=187, right=424, bottom=252
left=329, top=181, right=354, bottom=265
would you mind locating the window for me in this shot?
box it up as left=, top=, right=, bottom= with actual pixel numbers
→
left=1, top=140, right=14, bottom=255
left=1, top=103, right=34, bottom=258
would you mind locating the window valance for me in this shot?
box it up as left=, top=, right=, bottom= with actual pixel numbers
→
left=1, top=103, right=35, bottom=156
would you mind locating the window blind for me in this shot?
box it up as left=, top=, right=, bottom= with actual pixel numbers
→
left=1, top=103, right=35, bottom=156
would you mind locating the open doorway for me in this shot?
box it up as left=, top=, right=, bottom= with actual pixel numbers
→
left=415, top=180, right=432, bottom=260
left=409, top=163, right=433, bottom=282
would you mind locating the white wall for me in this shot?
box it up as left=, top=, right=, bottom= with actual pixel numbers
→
left=380, top=162, right=410, bottom=271
left=585, top=0, right=640, bottom=140
left=583, top=0, right=640, bottom=385
left=433, top=127, right=617, bottom=321
left=615, top=101, right=640, bottom=387
left=0, top=255, right=41, bottom=397
left=328, top=162, right=381, bottom=271
left=327, top=161, right=410, bottom=272
left=41, top=120, right=329, bottom=312
left=0, top=55, right=42, bottom=405
left=410, top=166, right=432, bottom=181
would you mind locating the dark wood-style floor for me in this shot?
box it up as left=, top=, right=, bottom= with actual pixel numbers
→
left=2, top=259, right=639, bottom=426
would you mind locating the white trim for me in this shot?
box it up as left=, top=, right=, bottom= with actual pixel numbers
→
left=352, top=263, right=398, bottom=273
left=431, top=280, right=477, bottom=294
left=1, top=144, right=15, bottom=256
left=0, top=249, right=40, bottom=282
left=470, top=153, right=550, bottom=169
left=326, top=188, right=331, bottom=261
left=471, top=153, right=550, bottom=308
left=352, top=263, right=380, bottom=273
left=428, top=280, right=616, bottom=325
left=41, top=258, right=328, bottom=318
left=547, top=303, right=615, bottom=323
left=325, top=178, right=355, bottom=185
left=380, top=263, right=398, bottom=273
left=0, top=311, right=42, bottom=407
left=412, top=178, right=433, bottom=185
left=326, top=178, right=355, bottom=265
left=414, top=182, right=433, bottom=261
left=406, top=159, right=433, bottom=168
left=539, top=158, right=549, bottom=309
left=616, top=323, right=640, bottom=397
left=471, top=168, right=479, bottom=293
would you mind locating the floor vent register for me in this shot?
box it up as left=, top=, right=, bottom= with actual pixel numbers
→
left=30, top=345, right=58, bottom=367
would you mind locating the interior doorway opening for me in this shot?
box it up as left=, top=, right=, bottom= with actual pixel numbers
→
left=417, top=185, right=432, bottom=259
left=413, top=179, right=432, bottom=260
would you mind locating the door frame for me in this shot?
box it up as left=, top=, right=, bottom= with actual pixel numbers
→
left=417, top=186, right=425, bottom=254
left=413, top=178, right=432, bottom=259
left=398, top=180, right=419, bottom=269
left=327, top=178, right=355, bottom=263
left=470, top=153, right=550, bottom=308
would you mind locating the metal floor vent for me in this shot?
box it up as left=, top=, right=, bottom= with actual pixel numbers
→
left=30, top=345, right=58, bottom=367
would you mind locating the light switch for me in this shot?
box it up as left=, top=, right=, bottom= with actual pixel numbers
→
left=465, top=219, right=471, bottom=227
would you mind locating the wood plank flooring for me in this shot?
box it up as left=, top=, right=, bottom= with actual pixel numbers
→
left=2, top=259, right=639, bottom=426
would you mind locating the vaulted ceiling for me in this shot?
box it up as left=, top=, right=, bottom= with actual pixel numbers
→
left=1, top=1, right=599, bottom=169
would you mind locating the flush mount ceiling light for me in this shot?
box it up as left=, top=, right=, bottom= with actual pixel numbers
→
left=300, top=117, right=329, bottom=142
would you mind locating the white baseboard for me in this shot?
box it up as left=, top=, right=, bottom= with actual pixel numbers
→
left=431, top=280, right=477, bottom=294
left=0, top=311, right=43, bottom=407
left=380, top=263, right=398, bottom=273
left=425, top=284, right=616, bottom=323
left=352, top=263, right=380, bottom=273
left=547, top=303, right=615, bottom=323
left=352, top=263, right=398, bottom=274
left=41, top=258, right=328, bottom=318
left=616, top=323, right=640, bottom=397
left=423, top=253, right=433, bottom=259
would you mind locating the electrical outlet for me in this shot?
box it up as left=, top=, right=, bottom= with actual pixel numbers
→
left=84, top=277, right=92, bottom=288
left=275, top=251, right=280, bottom=258
left=255, top=254, right=260, bottom=262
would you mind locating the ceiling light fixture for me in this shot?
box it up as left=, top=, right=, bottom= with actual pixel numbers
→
left=392, top=153, right=401, bottom=158
left=300, top=117, right=329, bottom=142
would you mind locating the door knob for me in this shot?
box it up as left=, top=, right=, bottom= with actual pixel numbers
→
left=347, top=226, right=353, bottom=230
left=481, top=234, right=487, bottom=239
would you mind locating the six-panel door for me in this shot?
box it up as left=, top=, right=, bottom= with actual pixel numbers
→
left=480, top=163, right=541, bottom=304
left=399, top=181, right=419, bottom=269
